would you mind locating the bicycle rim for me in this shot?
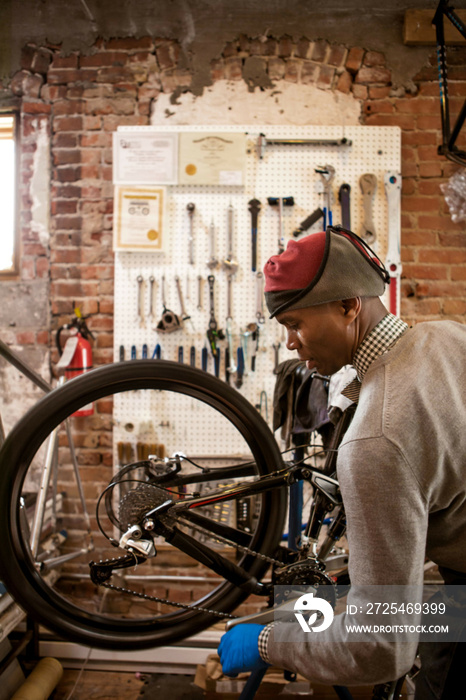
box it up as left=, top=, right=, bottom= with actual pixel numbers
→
left=0, top=360, right=286, bottom=649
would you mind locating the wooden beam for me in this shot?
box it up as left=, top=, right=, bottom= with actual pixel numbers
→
left=404, top=8, right=466, bottom=45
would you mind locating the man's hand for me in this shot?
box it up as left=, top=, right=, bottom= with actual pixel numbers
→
left=218, top=624, right=269, bottom=677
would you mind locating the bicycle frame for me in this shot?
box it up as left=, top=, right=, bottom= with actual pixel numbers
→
left=95, top=405, right=354, bottom=599
left=433, top=0, right=466, bottom=164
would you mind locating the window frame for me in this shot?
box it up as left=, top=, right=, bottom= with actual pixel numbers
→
left=0, top=110, right=20, bottom=279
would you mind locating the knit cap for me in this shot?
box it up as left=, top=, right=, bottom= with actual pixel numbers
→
left=263, top=226, right=389, bottom=318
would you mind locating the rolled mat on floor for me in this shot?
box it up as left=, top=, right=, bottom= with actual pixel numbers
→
left=11, top=657, right=63, bottom=700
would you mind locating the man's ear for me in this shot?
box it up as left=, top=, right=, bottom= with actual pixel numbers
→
left=341, top=297, right=361, bottom=320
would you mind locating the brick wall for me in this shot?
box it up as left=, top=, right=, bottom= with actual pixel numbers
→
left=9, top=35, right=465, bottom=355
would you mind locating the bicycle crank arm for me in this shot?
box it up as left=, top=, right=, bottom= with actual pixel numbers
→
left=225, top=597, right=299, bottom=631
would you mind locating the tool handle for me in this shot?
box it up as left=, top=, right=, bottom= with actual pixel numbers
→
left=294, top=207, right=324, bottom=236
left=190, top=346, right=196, bottom=367
left=338, top=184, right=351, bottom=230
left=202, top=346, right=208, bottom=371
left=152, top=343, right=161, bottom=359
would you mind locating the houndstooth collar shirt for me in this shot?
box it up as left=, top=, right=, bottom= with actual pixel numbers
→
left=340, top=312, right=408, bottom=404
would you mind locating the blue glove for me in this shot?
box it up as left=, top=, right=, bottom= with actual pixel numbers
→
left=218, top=624, right=269, bottom=677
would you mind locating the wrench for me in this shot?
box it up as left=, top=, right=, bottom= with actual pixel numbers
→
left=197, top=275, right=203, bottom=310
left=187, top=202, right=195, bottom=264
left=148, top=275, right=155, bottom=320
left=207, top=221, right=218, bottom=269
left=137, top=275, right=144, bottom=327
left=255, top=272, right=265, bottom=324
left=315, top=165, right=335, bottom=228
left=175, top=276, right=190, bottom=321
left=359, top=173, right=377, bottom=244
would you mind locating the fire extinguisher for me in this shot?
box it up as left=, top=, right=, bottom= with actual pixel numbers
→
left=56, top=309, right=95, bottom=417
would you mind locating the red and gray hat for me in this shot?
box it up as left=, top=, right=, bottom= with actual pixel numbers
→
left=263, top=226, right=390, bottom=318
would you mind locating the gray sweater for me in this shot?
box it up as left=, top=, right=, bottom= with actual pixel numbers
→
left=266, top=320, right=466, bottom=685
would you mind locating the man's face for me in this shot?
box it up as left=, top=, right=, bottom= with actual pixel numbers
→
left=276, top=301, right=357, bottom=376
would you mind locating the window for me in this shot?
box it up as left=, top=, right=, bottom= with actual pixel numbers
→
left=0, top=113, right=19, bottom=277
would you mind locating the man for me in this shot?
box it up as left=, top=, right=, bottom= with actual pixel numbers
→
left=218, top=226, right=466, bottom=698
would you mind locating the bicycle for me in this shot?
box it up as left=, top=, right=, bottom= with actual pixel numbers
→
left=0, top=359, right=409, bottom=699
left=433, top=0, right=466, bottom=165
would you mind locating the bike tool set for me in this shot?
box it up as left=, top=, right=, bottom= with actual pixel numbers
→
left=113, top=124, right=401, bottom=456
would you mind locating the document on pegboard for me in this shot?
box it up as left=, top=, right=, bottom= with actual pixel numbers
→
left=113, top=131, right=178, bottom=185
left=178, top=132, right=246, bottom=185
left=113, top=186, right=166, bottom=252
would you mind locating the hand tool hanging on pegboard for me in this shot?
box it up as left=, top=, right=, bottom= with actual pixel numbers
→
left=156, top=275, right=182, bottom=333
left=206, top=274, right=224, bottom=359
left=267, top=196, right=294, bottom=254
left=175, top=275, right=193, bottom=329
left=292, top=207, right=324, bottom=238
left=248, top=198, right=261, bottom=272
left=152, top=343, right=161, bottom=359
left=384, top=171, right=402, bottom=317
left=148, top=275, right=155, bottom=322
left=136, top=274, right=145, bottom=327
left=359, top=173, right=377, bottom=244
left=315, top=165, right=335, bottom=229
left=338, top=183, right=351, bottom=230
left=187, top=202, right=195, bottom=264
left=207, top=220, right=219, bottom=270
left=223, top=204, right=238, bottom=375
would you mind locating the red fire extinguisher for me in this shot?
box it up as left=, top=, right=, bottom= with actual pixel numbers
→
left=56, top=309, right=95, bottom=417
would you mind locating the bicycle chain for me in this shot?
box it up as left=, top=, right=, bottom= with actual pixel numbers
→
left=96, top=496, right=282, bottom=619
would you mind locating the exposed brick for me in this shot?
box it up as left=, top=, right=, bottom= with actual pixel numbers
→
left=328, top=44, right=347, bottom=67
left=311, top=39, right=329, bottom=64
left=22, top=99, right=50, bottom=114
left=155, top=41, right=180, bottom=70
left=355, top=66, right=391, bottom=85
left=53, top=116, right=83, bottom=132
left=317, top=64, right=335, bottom=89
left=284, top=59, right=300, bottom=83
left=301, top=62, right=318, bottom=85
left=402, top=263, right=448, bottom=280
left=346, top=47, right=365, bottom=73
left=296, top=37, right=311, bottom=59
left=10, top=70, right=43, bottom=98
left=278, top=36, right=294, bottom=58
left=443, top=299, right=466, bottom=314
left=55, top=166, right=82, bottom=182
left=419, top=248, right=466, bottom=264
left=248, top=38, right=264, bottom=56
left=368, top=86, right=392, bottom=99
left=364, top=100, right=395, bottom=115
left=35, top=257, right=49, bottom=278
left=50, top=54, right=79, bottom=69
left=336, top=70, right=353, bottom=94
left=53, top=149, right=81, bottom=166
left=419, top=162, right=443, bottom=178
left=53, top=99, right=84, bottom=116
left=352, top=84, right=368, bottom=100
left=364, top=50, right=386, bottom=67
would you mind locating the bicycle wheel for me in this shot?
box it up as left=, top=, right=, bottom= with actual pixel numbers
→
left=0, top=360, right=286, bottom=649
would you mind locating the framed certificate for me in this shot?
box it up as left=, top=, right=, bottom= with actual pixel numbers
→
left=178, top=132, right=246, bottom=185
left=113, top=186, right=166, bottom=252
left=113, top=131, right=178, bottom=185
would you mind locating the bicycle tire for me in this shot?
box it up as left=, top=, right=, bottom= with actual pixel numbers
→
left=0, top=360, right=286, bottom=649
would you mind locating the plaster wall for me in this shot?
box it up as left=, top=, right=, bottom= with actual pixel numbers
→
left=151, top=79, right=362, bottom=125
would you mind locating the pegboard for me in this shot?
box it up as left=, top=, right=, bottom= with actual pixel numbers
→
left=113, top=124, right=401, bottom=457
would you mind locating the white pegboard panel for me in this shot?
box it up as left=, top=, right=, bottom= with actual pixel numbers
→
left=113, top=125, right=401, bottom=456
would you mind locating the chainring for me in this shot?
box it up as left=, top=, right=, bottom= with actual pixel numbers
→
left=273, top=560, right=338, bottom=609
